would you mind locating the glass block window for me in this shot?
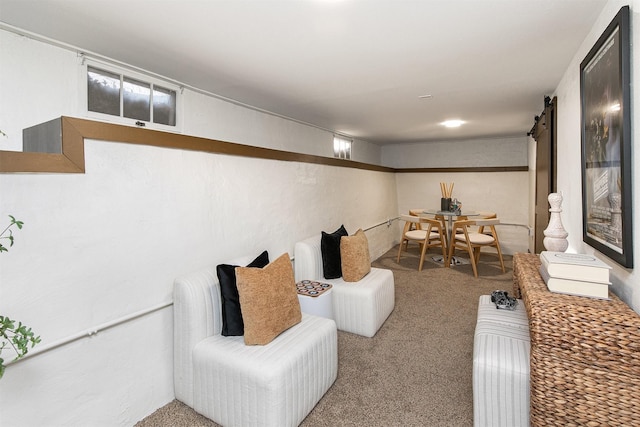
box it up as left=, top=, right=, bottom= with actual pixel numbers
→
left=87, top=65, right=177, bottom=128
left=333, top=136, right=352, bottom=160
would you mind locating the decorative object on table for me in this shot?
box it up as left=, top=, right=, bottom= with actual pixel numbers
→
left=539, top=251, right=611, bottom=299
left=296, top=280, right=334, bottom=320
left=0, top=215, right=41, bottom=379
left=439, top=182, right=454, bottom=211
left=490, top=290, right=518, bottom=311
left=440, top=197, right=451, bottom=212
left=296, top=280, right=332, bottom=297
left=540, top=251, right=611, bottom=282
left=580, top=5, right=633, bottom=268
left=543, top=193, right=568, bottom=252
left=539, top=265, right=610, bottom=299
left=450, top=198, right=462, bottom=215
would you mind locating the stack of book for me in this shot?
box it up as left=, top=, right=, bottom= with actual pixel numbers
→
left=539, top=251, right=611, bottom=299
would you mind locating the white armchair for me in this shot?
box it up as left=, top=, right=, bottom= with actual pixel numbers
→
left=173, top=254, right=338, bottom=427
left=294, top=235, right=395, bottom=338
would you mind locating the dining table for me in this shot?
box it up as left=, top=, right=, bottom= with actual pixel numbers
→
left=421, top=209, right=480, bottom=265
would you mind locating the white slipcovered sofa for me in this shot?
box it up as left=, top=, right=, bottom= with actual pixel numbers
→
left=173, top=254, right=338, bottom=427
left=294, top=234, right=395, bottom=337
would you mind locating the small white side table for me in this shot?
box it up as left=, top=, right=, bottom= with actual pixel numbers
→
left=296, top=281, right=334, bottom=320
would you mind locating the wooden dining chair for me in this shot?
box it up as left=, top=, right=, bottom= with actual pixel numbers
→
left=445, top=218, right=505, bottom=277
left=477, top=211, right=497, bottom=219
left=472, top=211, right=496, bottom=233
left=408, top=209, right=425, bottom=230
left=397, top=214, right=446, bottom=271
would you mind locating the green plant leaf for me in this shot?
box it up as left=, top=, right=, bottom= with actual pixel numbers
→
left=0, top=215, right=24, bottom=253
left=0, top=217, right=39, bottom=379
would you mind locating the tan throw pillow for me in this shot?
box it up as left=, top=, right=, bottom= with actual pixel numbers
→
left=236, top=253, right=302, bottom=345
left=340, top=229, right=371, bottom=282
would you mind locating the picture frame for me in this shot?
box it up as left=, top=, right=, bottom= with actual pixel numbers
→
left=580, top=5, right=633, bottom=268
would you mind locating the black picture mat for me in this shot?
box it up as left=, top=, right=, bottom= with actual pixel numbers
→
left=580, top=5, right=633, bottom=268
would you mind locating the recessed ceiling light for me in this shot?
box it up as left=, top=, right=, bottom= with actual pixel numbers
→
left=418, top=94, right=433, bottom=99
left=441, top=119, right=465, bottom=128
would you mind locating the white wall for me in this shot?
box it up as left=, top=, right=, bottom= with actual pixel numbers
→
left=183, top=88, right=382, bottom=163
left=0, top=31, right=79, bottom=151
left=385, top=135, right=531, bottom=254
left=0, top=29, right=398, bottom=426
left=553, top=0, right=640, bottom=313
left=381, top=136, right=527, bottom=169
left=0, top=29, right=384, bottom=164
left=395, top=171, right=530, bottom=255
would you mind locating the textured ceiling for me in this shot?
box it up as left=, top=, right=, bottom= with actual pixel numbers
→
left=0, top=0, right=608, bottom=144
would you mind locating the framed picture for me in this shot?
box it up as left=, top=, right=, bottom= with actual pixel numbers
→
left=580, top=5, right=633, bottom=268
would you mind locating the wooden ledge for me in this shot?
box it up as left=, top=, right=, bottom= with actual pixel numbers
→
left=0, top=116, right=527, bottom=174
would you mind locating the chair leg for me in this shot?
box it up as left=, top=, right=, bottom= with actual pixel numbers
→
left=467, top=243, right=479, bottom=278
left=490, top=226, right=506, bottom=273
left=418, top=240, right=429, bottom=271
left=474, top=247, right=481, bottom=265
left=397, top=238, right=406, bottom=262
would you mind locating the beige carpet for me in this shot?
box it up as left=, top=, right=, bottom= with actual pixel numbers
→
left=136, top=245, right=514, bottom=427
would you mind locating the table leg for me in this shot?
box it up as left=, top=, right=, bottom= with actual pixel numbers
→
left=435, top=215, right=460, bottom=266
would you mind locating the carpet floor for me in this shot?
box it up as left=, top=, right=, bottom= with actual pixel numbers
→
left=135, top=245, right=514, bottom=427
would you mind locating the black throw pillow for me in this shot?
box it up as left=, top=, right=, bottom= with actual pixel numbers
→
left=321, top=225, right=348, bottom=279
left=216, top=250, right=269, bottom=336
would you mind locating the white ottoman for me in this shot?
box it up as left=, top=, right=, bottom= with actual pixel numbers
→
left=296, top=281, right=334, bottom=320
left=476, top=294, right=529, bottom=330
left=473, top=296, right=531, bottom=427
left=321, top=268, right=395, bottom=337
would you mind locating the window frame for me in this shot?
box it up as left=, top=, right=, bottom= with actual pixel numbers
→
left=333, top=135, right=352, bottom=160
left=81, top=59, right=183, bottom=132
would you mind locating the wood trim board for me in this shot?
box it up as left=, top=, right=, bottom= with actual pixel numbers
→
left=0, top=116, right=526, bottom=174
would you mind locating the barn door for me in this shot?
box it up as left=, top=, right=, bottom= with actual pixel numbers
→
left=531, top=96, right=557, bottom=253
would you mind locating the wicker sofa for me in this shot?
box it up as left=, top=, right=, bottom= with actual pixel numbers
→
left=513, top=253, right=640, bottom=426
